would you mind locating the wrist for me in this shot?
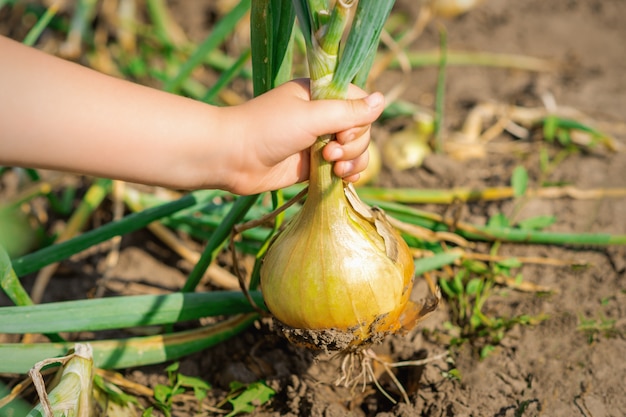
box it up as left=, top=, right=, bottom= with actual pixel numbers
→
left=196, top=105, right=249, bottom=193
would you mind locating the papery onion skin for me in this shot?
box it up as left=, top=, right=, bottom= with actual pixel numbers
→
left=260, top=176, right=415, bottom=350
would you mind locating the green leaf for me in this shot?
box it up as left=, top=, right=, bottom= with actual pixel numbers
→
left=165, top=362, right=180, bottom=373
left=22, top=3, right=58, bottom=46
left=0, top=206, right=39, bottom=258
left=414, top=251, right=461, bottom=275
left=202, top=48, right=251, bottom=104
left=464, top=260, right=490, bottom=275
left=556, top=128, right=572, bottom=146
left=487, top=212, right=510, bottom=229
left=178, top=375, right=211, bottom=401
left=331, top=0, right=396, bottom=92
left=451, top=271, right=465, bottom=295
left=0, top=291, right=265, bottom=334
left=0, top=245, right=34, bottom=307
left=12, top=191, right=217, bottom=277
left=543, top=115, right=558, bottom=142
left=517, top=215, right=557, bottom=231
left=291, top=0, right=313, bottom=47
left=480, top=344, right=496, bottom=359
left=153, top=384, right=173, bottom=404
left=469, top=313, right=482, bottom=329
left=438, top=278, right=457, bottom=298
left=351, top=45, right=377, bottom=89
left=433, top=26, right=448, bottom=154
left=251, top=0, right=295, bottom=96
left=178, top=373, right=211, bottom=402
left=367, top=198, right=626, bottom=246
left=511, top=166, right=528, bottom=197
left=445, top=368, right=461, bottom=381
left=270, top=1, right=296, bottom=84
left=178, top=374, right=210, bottom=390
left=164, top=0, right=251, bottom=92
left=0, top=314, right=258, bottom=374
left=496, top=258, right=522, bottom=269
left=226, top=382, right=275, bottom=417
left=93, top=374, right=140, bottom=406
left=1, top=246, right=65, bottom=343
left=0, top=381, right=31, bottom=417
left=465, top=278, right=483, bottom=296
left=183, top=194, right=260, bottom=292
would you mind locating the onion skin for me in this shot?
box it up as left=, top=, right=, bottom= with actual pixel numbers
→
left=260, top=162, right=415, bottom=350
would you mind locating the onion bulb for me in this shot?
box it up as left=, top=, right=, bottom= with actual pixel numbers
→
left=353, top=141, right=382, bottom=187
left=428, top=0, right=486, bottom=18
left=261, top=135, right=423, bottom=351
left=382, top=125, right=432, bottom=171
left=0, top=205, right=38, bottom=258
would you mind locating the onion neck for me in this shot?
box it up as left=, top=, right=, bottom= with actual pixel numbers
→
left=308, top=69, right=346, bottom=206
left=308, top=134, right=344, bottom=205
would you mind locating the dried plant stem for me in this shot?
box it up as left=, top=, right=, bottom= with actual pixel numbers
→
left=461, top=250, right=587, bottom=267
left=386, top=352, right=449, bottom=368
left=95, top=368, right=154, bottom=397
left=233, top=187, right=308, bottom=233
left=359, top=185, right=626, bottom=205
left=493, top=275, right=553, bottom=293
left=0, top=375, right=35, bottom=408
left=370, top=5, right=433, bottom=82
left=388, top=214, right=470, bottom=247
left=3, top=174, right=73, bottom=208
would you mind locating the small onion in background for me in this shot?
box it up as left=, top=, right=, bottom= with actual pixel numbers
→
left=0, top=205, right=39, bottom=258
left=428, top=0, right=487, bottom=18
left=382, top=113, right=434, bottom=171
left=353, top=141, right=382, bottom=187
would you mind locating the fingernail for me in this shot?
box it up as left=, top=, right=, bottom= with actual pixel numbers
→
left=341, top=161, right=354, bottom=177
left=328, top=148, right=342, bottom=161
left=365, top=93, right=384, bottom=109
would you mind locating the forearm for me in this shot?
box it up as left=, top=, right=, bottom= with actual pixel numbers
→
left=0, top=36, right=231, bottom=190
left=0, top=36, right=382, bottom=195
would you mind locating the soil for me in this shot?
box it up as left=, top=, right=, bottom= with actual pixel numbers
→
left=2, top=0, right=626, bottom=416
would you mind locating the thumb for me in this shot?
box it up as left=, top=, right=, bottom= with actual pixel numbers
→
left=308, top=92, right=385, bottom=137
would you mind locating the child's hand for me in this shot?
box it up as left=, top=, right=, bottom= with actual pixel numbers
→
left=222, top=79, right=385, bottom=195
left=0, top=36, right=383, bottom=194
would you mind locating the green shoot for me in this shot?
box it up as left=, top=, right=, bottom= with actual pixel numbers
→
left=153, top=362, right=211, bottom=417
left=433, top=26, right=447, bottom=153
left=224, top=381, right=275, bottom=417
left=163, top=0, right=252, bottom=93
left=577, top=298, right=620, bottom=343
left=22, top=1, right=59, bottom=46
left=438, top=258, right=548, bottom=357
